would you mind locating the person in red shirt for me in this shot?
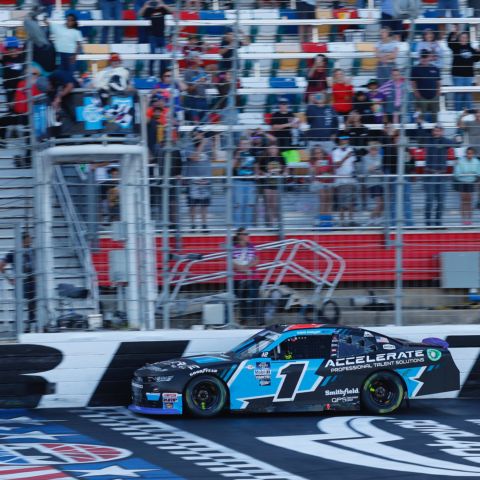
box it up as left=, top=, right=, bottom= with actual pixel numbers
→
left=305, top=54, right=328, bottom=102
left=331, top=68, right=353, bottom=117
left=309, top=146, right=335, bottom=219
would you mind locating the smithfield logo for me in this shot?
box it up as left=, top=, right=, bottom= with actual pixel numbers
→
left=427, top=349, right=442, bottom=362
left=325, top=388, right=359, bottom=396
left=258, top=417, right=480, bottom=476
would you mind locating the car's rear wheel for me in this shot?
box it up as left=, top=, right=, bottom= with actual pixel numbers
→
left=184, top=375, right=227, bottom=417
left=361, top=371, right=405, bottom=414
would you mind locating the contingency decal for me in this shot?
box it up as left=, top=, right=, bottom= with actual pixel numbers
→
left=0, top=410, right=182, bottom=480
left=258, top=416, right=480, bottom=477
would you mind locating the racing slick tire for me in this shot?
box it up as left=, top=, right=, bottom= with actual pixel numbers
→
left=184, top=375, right=228, bottom=418
left=361, top=371, right=405, bottom=414
left=318, top=300, right=340, bottom=324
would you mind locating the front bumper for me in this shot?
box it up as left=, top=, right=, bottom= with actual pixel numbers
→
left=131, top=380, right=183, bottom=415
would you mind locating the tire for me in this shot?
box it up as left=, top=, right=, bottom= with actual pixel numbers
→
left=184, top=375, right=227, bottom=418
left=361, top=371, right=405, bottom=415
left=318, top=300, right=341, bottom=324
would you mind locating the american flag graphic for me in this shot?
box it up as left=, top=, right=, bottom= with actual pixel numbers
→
left=0, top=465, right=76, bottom=480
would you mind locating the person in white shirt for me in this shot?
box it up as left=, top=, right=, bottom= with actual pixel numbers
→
left=94, top=53, right=131, bottom=104
left=48, top=14, right=83, bottom=73
left=332, top=133, right=358, bottom=227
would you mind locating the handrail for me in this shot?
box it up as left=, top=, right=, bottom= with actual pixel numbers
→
left=161, top=239, right=345, bottom=309
left=53, top=165, right=99, bottom=311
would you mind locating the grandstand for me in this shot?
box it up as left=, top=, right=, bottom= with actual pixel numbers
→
left=0, top=0, right=480, bottom=336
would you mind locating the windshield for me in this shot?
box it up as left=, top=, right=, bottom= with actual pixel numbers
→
left=227, top=329, right=281, bottom=360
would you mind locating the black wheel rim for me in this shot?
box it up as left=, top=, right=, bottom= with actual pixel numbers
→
left=191, top=381, right=221, bottom=412
left=367, top=377, right=398, bottom=407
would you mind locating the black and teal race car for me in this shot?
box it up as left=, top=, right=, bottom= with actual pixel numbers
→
left=129, top=324, right=460, bottom=417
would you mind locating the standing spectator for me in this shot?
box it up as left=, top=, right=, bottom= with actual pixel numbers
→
left=184, top=129, right=212, bottom=232
left=305, top=54, right=329, bottom=102
left=182, top=34, right=203, bottom=58
left=381, top=123, right=414, bottom=227
left=48, top=14, right=83, bottom=73
left=232, top=227, right=261, bottom=325
left=448, top=26, right=480, bottom=112
left=376, top=27, right=398, bottom=85
left=378, top=68, right=407, bottom=123
left=454, top=146, right=480, bottom=225
left=297, top=0, right=316, bottom=42
left=331, top=69, right=354, bottom=117
left=233, top=138, right=257, bottom=227
left=305, top=92, right=339, bottom=152
left=438, top=0, right=461, bottom=18
left=362, top=142, right=385, bottom=226
left=104, top=167, right=120, bottom=223
left=0, top=37, right=25, bottom=147
left=139, top=0, right=174, bottom=78
left=152, top=69, right=187, bottom=113
left=218, top=28, right=249, bottom=73
left=0, top=232, right=36, bottom=333
left=99, top=0, right=123, bottom=44
left=417, top=28, right=444, bottom=69
left=468, top=0, right=480, bottom=18
left=270, top=98, right=299, bottom=151
left=309, top=146, right=335, bottom=222
left=352, top=90, right=374, bottom=124
left=423, top=125, right=455, bottom=227
left=366, top=79, right=388, bottom=124
left=256, top=144, right=286, bottom=228
left=410, top=50, right=441, bottom=122
left=345, top=110, right=370, bottom=157
left=380, top=0, right=403, bottom=40
left=332, top=133, right=357, bottom=227
left=135, top=0, right=150, bottom=44
left=183, top=52, right=209, bottom=123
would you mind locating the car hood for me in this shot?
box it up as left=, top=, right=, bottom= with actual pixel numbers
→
left=135, top=353, right=234, bottom=376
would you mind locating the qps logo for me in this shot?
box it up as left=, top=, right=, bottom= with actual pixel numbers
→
left=258, top=417, right=480, bottom=476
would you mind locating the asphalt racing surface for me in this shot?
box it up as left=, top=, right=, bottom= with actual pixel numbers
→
left=1, top=400, right=480, bottom=480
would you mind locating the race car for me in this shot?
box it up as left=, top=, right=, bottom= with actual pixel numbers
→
left=129, top=324, right=460, bottom=417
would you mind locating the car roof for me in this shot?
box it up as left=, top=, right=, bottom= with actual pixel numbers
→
left=267, top=324, right=359, bottom=333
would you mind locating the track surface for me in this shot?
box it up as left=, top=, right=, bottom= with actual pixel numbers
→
left=1, top=400, right=480, bottom=480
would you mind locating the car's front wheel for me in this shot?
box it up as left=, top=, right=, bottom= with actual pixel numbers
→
left=361, top=371, right=405, bottom=414
left=184, top=375, right=227, bottom=417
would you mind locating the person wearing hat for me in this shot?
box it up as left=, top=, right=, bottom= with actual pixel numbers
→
left=93, top=53, right=131, bottom=104
left=139, top=0, right=174, bottom=78
left=417, top=28, right=444, bottom=69
left=305, top=92, right=339, bottom=153
left=331, top=132, right=358, bottom=227
left=410, top=49, right=441, bottom=122
left=270, top=98, right=299, bottom=151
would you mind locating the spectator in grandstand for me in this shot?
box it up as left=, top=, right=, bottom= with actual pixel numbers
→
left=233, top=138, right=257, bottom=228
left=331, top=69, right=354, bottom=118
left=232, top=227, right=261, bottom=325
left=152, top=69, right=187, bottom=112
left=438, top=0, right=461, bottom=19
left=0, top=232, right=36, bottom=333
left=305, top=93, right=339, bottom=153
left=103, top=166, right=120, bottom=223
left=184, top=51, right=209, bottom=123
left=99, top=0, right=123, bottom=44
left=352, top=90, right=374, bottom=124
left=93, top=53, right=131, bottom=105
left=270, top=98, right=300, bottom=151
left=184, top=128, right=213, bottom=232
left=182, top=34, right=204, bottom=58
left=297, top=0, right=316, bottom=43
left=376, top=27, right=398, bottom=86
left=212, top=70, right=241, bottom=125
left=47, top=14, right=83, bottom=74
left=332, top=133, right=357, bottom=227
left=366, top=79, right=388, bottom=124
left=458, top=109, right=480, bottom=151
left=305, top=54, right=328, bottom=103
left=423, top=124, right=455, bottom=227
left=410, top=49, right=441, bottom=122
left=468, top=0, right=480, bottom=18
left=453, top=146, right=480, bottom=225
left=362, top=142, right=385, bottom=226
left=256, top=144, right=286, bottom=229
left=139, top=0, right=174, bottom=78
left=447, top=26, right=480, bottom=112
left=219, top=28, right=249, bottom=73
left=309, top=146, right=335, bottom=221
left=0, top=37, right=25, bottom=147
left=381, top=123, right=414, bottom=227
left=378, top=68, right=407, bottom=123
left=417, top=28, right=444, bottom=69
left=380, top=0, right=403, bottom=40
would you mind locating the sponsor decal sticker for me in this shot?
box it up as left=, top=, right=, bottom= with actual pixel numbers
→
left=383, top=344, right=396, bottom=351
left=189, top=368, right=219, bottom=376
left=254, top=362, right=271, bottom=386
left=427, top=349, right=442, bottom=362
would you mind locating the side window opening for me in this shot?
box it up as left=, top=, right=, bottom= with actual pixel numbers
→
left=275, top=335, right=332, bottom=360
